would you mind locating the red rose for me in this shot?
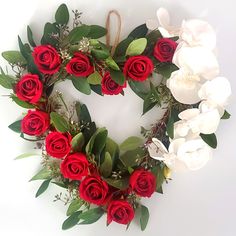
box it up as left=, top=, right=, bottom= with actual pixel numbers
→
left=79, top=175, right=109, bottom=205
left=153, top=38, right=177, bottom=62
left=101, top=72, right=126, bottom=95
left=21, top=110, right=50, bottom=136
left=60, top=153, right=89, bottom=180
left=15, top=74, right=43, bottom=104
left=107, top=200, right=134, bottom=225
left=129, top=169, right=156, bottom=197
left=32, top=45, right=61, bottom=74
left=66, top=52, right=94, bottom=77
left=123, top=55, right=154, bottom=81
left=45, top=132, right=72, bottom=159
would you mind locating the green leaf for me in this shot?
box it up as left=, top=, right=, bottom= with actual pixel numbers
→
left=2, top=51, right=27, bottom=65
left=166, top=115, right=174, bottom=139
left=156, top=63, right=179, bottom=78
left=41, top=22, right=59, bottom=46
left=78, top=207, right=104, bottom=225
left=91, top=48, right=110, bottom=60
left=55, top=3, right=69, bottom=25
left=221, top=110, right=231, bottom=119
left=128, top=24, right=148, bottom=39
left=114, top=37, right=133, bottom=57
left=140, top=205, right=149, bottom=231
left=110, top=70, right=125, bottom=85
left=146, top=30, right=162, bottom=52
left=71, top=76, right=91, bottom=95
left=15, top=153, right=40, bottom=160
left=128, top=80, right=148, bottom=99
left=30, top=167, right=52, bottom=181
left=90, top=84, right=103, bottom=96
left=126, top=38, right=147, bottom=56
left=52, top=181, right=67, bottom=189
left=8, top=120, right=22, bottom=133
left=105, top=57, right=120, bottom=71
left=0, top=73, right=14, bottom=89
left=87, top=71, right=102, bottom=85
left=105, top=137, right=120, bottom=169
left=27, top=26, right=36, bottom=47
left=35, top=179, right=51, bottom=198
left=87, top=25, right=107, bottom=39
left=120, top=136, right=143, bottom=152
left=11, top=96, right=35, bottom=109
left=120, top=147, right=145, bottom=167
left=62, top=211, right=82, bottom=230
left=71, top=132, right=84, bottom=152
left=151, top=165, right=165, bottom=191
left=200, top=133, right=217, bottom=149
left=100, top=152, right=112, bottom=178
left=66, top=199, right=83, bottom=216
left=77, top=103, right=91, bottom=123
left=50, top=112, right=70, bottom=132
left=104, top=178, right=129, bottom=190
left=68, top=25, right=90, bottom=43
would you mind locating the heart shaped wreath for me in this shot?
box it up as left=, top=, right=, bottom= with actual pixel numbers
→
left=0, top=3, right=231, bottom=231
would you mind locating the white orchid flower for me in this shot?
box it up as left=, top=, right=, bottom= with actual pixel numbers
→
left=173, top=43, right=219, bottom=80
left=167, top=69, right=202, bottom=104
left=198, top=77, right=232, bottom=108
left=148, top=138, right=212, bottom=171
left=146, top=8, right=180, bottom=37
left=180, top=19, right=216, bottom=50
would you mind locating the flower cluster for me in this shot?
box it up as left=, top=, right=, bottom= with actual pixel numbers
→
left=0, top=3, right=231, bottom=232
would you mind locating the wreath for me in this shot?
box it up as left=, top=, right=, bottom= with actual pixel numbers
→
left=0, top=4, right=231, bottom=231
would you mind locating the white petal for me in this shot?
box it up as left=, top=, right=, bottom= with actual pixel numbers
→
left=156, top=8, right=170, bottom=28
left=180, top=19, right=216, bottom=50
left=158, top=27, right=174, bottom=38
left=167, top=70, right=201, bottom=104
left=173, top=45, right=219, bottom=80
left=168, top=138, right=185, bottom=154
left=147, top=138, right=167, bottom=160
left=198, top=77, right=232, bottom=106
left=174, top=121, right=191, bottom=138
left=146, top=19, right=159, bottom=30
left=178, top=108, right=200, bottom=120
left=199, top=100, right=225, bottom=117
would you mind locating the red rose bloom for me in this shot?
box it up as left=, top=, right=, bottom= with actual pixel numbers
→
left=21, top=110, right=50, bottom=136
left=123, top=55, right=154, bottom=81
left=153, top=38, right=177, bottom=62
left=101, top=72, right=126, bottom=95
left=15, top=74, right=43, bottom=104
left=66, top=52, right=94, bottom=77
left=79, top=175, right=109, bottom=205
left=45, top=132, right=72, bottom=159
left=60, top=153, right=89, bottom=180
left=129, top=169, right=156, bottom=197
left=32, top=45, right=61, bottom=74
left=107, top=200, right=134, bottom=225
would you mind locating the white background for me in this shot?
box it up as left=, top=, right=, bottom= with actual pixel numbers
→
left=0, top=0, right=235, bottom=235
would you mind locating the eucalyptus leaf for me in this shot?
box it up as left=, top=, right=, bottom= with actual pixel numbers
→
left=68, top=25, right=90, bottom=43
left=30, top=167, right=52, bottom=181
left=15, top=153, right=40, bottom=160
left=50, top=112, right=70, bottom=132
left=105, top=57, right=120, bottom=71
left=8, top=120, right=22, bottom=133
left=91, top=48, right=110, bottom=60
left=166, top=115, right=174, bottom=139
left=55, top=3, right=69, bottom=25
left=27, top=26, right=36, bottom=47
left=105, top=137, right=120, bottom=169
left=120, top=136, right=143, bottom=152
left=200, top=133, right=217, bottom=149
left=66, top=199, right=83, bottom=216
left=78, top=103, right=92, bottom=123
left=0, top=73, right=14, bottom=89
left=78, top=207, right=104, bottom=225
left=140, top=205, right=149, bottom=231
left=35, top=179, right=51, bottom=198
left=221, top=110, right=231, bottom=119
left=11, top=96, right=35, bottom=109
left=62, top=211, right=82, bottom=230
left=156, top=63, right=179, bottom=78
left=151, top=165, right=165, bottom=191
left=128, top=24, right=148, bottom=39
left=120, top=147, right=145, bottom=167
left=128, top=80, right=148, bottom=100
left=110, top=70, right=125, bottom=85
left=126, top=38, right=147, bottom=56
left=87, top=25, right=107, bottom=39
left=2, top=51, right=27, bottom=65
left=114, top=37, right=133, bottom=57
left=87, top=71, right=102, bottom=85
left=41, top=22, right=59, bottom=46
left=71, top=132, right=84, bottom=152
left=100, top=152, right=112, bottom=178
left=71, top=76, right=91, bottom=95
left=104, top=178, right=129, bottom=190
